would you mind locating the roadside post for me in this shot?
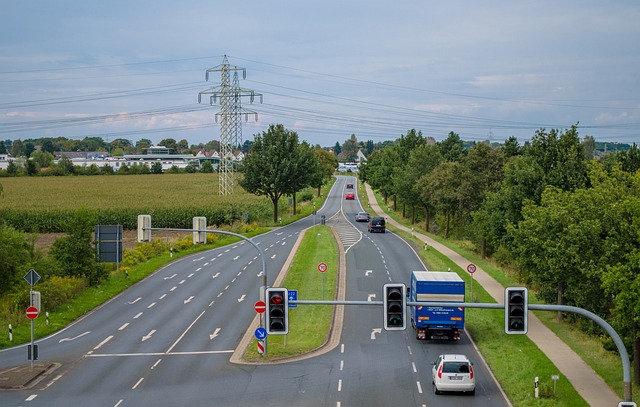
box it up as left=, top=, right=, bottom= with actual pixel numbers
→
left=318, top=262, right=327, bottom=299
left=466, top=263, right=476, bottom=300
left=24, top=268, right=41, bottom=369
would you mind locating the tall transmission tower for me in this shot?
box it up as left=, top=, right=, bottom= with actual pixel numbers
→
left=198, top=55, right=262, bottom=195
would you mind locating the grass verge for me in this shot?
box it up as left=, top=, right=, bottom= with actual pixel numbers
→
left=243, top=225, right=339, bottom=360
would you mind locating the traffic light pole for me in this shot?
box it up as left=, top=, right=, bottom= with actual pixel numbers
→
left=292, top=299, right=632, bottom=402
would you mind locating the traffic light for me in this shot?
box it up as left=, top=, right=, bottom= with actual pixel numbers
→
left=383, top=283, right=406, bottom=330
left=505, top=287, right=528, bottom=334
left=266, top=288, right=288, bottom=335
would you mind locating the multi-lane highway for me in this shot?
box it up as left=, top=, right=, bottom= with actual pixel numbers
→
left=0, top=176, right=509, bottom=406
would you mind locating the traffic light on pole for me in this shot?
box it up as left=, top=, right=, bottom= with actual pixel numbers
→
left=505, top=287, right=528, bottom=334
left=383, top=283, right=406, bottom=330
left=266, top=288, right=288, bottom=335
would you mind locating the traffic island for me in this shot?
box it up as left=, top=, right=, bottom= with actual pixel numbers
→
left=0, top=363, right=60, bottom=390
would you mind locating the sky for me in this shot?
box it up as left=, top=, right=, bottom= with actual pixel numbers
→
left=1, top=1, right=639, bottom=149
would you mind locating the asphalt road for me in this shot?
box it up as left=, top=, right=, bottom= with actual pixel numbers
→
left=0, top=176, right=509, bottom=406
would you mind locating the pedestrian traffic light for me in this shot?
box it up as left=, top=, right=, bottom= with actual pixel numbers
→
left=383, top=283, right=406, bottom=330
left=505, top=287, right=528, bottom=334
left=266, top=288, right=288, bottom=335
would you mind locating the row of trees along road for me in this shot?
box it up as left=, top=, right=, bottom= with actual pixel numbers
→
left=361, top=126, right=640, bottom=384
left=240, top=124, right=338, bottom=222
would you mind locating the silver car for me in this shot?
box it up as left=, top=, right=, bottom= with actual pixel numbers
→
left=432, top=354, right=476, bottom=395
left=355, top=212, right=370, bottom=222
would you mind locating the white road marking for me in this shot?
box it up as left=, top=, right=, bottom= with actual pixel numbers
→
left=159, top=294, right=167, bottom=300
left=128, top=297, right=142, bottom=304
left=93, top=335, right=113, bottom=351
left=134, top=312, right=143, bottom=319
left=142, top=330, right=156, bottom=342
left=416, top=381, right=423, bottom=394
left=147, top=302, right=156, bottom=309
left=59, top=331, right=91, bottom=343
left=184, top=296, right=194, bottom=304
left=119, top=323, right=129, bottom=331
left=370, top=328, right=381, bottom=340
left=25, top=395, right=37, bottom=401
left=338, top=379, right=342, bottom=391
left=209, top=328, right=221, bottom=340
left=212, top=273, right=220, bottom=279
left=132, top=377, right=144, bottom=389
left=365, top=270, right=373, bottom=276
left=151, top=359, right=162, bottom=369
left=238, top=295, right=246, bottom=302
left=367, top=294, right=376, bottom=301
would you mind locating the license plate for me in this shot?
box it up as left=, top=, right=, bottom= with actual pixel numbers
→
left=449, top=376, right=462, bottom=380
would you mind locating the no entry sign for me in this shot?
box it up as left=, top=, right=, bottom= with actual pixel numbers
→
left=26, top=306, right=39, bottom=320
left=254, top=301, right=266, bottom=314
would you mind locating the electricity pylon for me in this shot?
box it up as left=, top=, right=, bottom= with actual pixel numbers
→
left=198, top=55, right=262, bottom=195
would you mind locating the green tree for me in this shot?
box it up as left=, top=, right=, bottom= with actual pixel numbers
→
left=340, top=134, right=359, bottom=162
left=159, top=138, right=177, bottom=150
left=312, top=148, right=338, bottom=196
left=30, top=150, right=54, bottom=169
left=333, top=141, right=342, bottom=156
left=49, top=210, right=105, bottom=285
left=24, top=159, right=38, bottom=176
left=239, top=124, right=303, bottom=222
left=10, top=140, right=25, bottom=157
left=418, top=161, right=462, bottom=238
left=0, top=225, right=33, bottom=294
left=150, top=162, right=163, bottom=174
left=199, top=160, right=214, bottom=173
left=438, top=132, right=465, bottom=162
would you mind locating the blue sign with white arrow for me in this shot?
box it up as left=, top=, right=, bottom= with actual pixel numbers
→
left=254, top=327, right=267, bottom=340
left=288, top=289, right=298, bottom=308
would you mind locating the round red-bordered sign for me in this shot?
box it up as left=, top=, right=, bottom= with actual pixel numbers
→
left=26, top=306, right=39, bottom=320
left=254, top=301, right=266, bottom=314
left=318, top=262, right=328, bottom=273
left=467, top=263, right=477, bottom=274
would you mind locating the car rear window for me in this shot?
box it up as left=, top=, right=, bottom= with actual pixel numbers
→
left=442, top=362, right=470, bottom=374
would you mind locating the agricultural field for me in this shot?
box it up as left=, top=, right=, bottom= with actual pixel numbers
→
left=0, top=173, right=279, bottom=232
left=0, top=173, right=256, bottom=210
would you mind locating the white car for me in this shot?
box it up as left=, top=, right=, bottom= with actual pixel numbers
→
left=432, top=354, right=476, bottom=395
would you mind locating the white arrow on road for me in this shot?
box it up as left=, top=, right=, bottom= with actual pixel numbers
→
left=368, top=294, right=376, bottom=301
left=59, top=331, right=90, bottom=343
left=371, top=328, right=382, bottom=340
left=365, top=270, right=373, bottom=276
left=233, top=255, right=240, bottom=260
left=142, top=330, right=156, bottom=342
left=238, top=295, right=246, bottom=302
left=209, top=328, right=221, bottom=340
left=163, top=274, right=177, bottom=280
left=127, top=297, right=141, bottom=304
left=270, top=254, right=276, bottom=259
left=212, top=272, right=220, bottom=279
left=184, top=296, right=194, bottom=304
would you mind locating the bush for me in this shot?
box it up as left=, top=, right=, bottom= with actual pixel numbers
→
left=39, top=276, right=87, bottom=311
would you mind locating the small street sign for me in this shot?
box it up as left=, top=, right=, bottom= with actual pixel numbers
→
left=467, top=263, right=477, bottom=274
left=24, top=269, right=41, bottom=287
left=254, top=327, right=266, bottom=340
left=254, top=301, right=266, bottom=314
left=288, top=289, right=298, bottom=308
left=318, top=262, right=328, bottom=273
left=26, top=306, right=39, bottom=320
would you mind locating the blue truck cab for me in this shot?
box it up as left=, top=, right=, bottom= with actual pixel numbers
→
left=410, top=271, right=465, bottom=341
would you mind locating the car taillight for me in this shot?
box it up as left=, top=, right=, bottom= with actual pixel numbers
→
left=437, top=365, right=443, bottom=379
left=469, top=364, right=474, bottom=380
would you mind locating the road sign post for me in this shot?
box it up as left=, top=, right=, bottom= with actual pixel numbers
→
left=24, top=269, right=41, bottom=368
left=318, top=263, right=327, bottom=300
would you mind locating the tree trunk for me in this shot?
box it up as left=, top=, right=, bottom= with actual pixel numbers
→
left=445, top=213, right=450, bottom=239
left=424, top=206, right=430, bottom=232
left=393, top=195, right=397, bottom=211
left=292, top=193, right=297, bottom=215
left=272, top=197, right=279, bottom=223
left=317, top=186, right=321, bottom=197
left=481, top=237, right=486, bottom=258
left=411, top=206, right=415, bottom=224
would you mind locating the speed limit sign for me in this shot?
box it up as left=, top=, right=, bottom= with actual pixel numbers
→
left=318, top=262, right=327, bottom=273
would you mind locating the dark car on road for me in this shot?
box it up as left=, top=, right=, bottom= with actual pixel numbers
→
left=368, top=216, right=386, bottom=233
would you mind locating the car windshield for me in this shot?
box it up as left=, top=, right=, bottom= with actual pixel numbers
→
left=442, top=362, right=470, bottom=374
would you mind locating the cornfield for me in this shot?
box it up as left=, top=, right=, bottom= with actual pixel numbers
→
left=0, top=173, right=275, bottom=232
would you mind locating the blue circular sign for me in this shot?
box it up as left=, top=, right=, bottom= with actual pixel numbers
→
left=255, top=327, right=267, bottom=340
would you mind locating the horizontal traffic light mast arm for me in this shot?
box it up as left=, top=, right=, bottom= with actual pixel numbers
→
left=291, top=300, right=631, bottom=401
